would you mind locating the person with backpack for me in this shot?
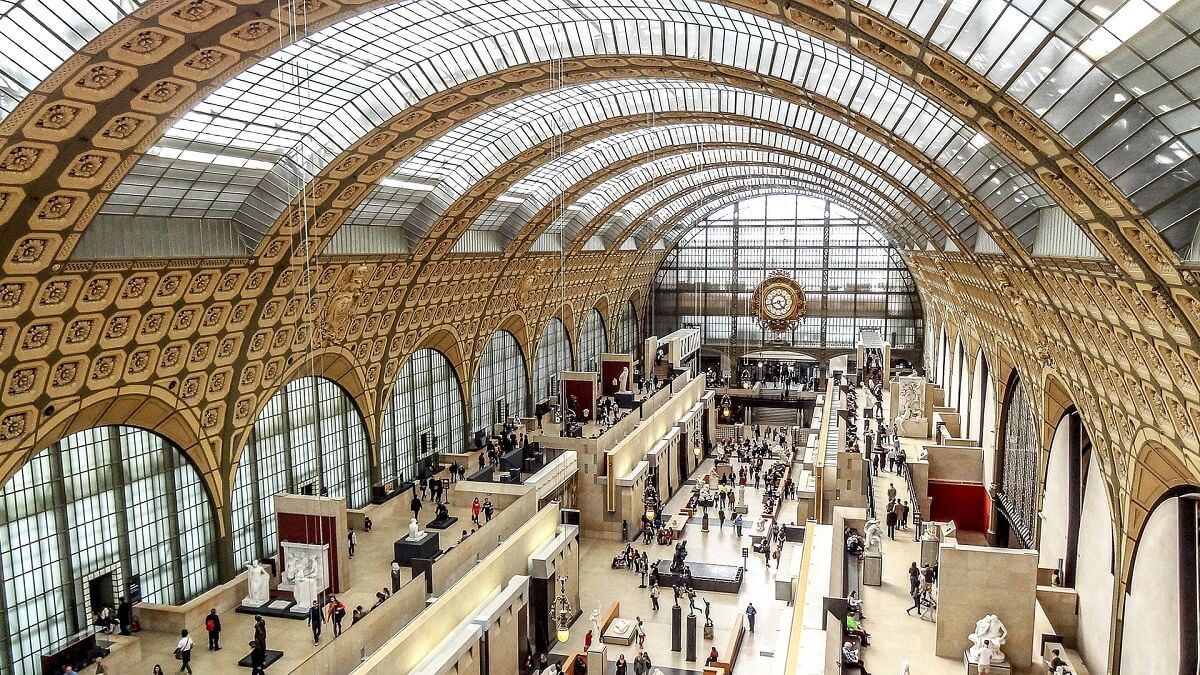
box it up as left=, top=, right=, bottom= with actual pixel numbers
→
left=174, top=629, right=194, bottom=673
left=204, top=608, right=221, bottom=650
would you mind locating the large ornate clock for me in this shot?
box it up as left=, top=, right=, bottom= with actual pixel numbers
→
left=750, top=270, right=807, bottom=333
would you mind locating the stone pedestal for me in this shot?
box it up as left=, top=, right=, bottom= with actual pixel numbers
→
left=702, top=513, right=710, bottom=532
left=703, top=623, right=714, bottom=640
left=671, top=606, right=682, bottom=652
left=920, top=538, right=940, bottom=567
left=863, top=551, right=883, bottom=587
left=587, top=643, right=607, bottom=674
left=393, top=531, right=440, bottom=566
left=686, top=613, right=697, bottom=661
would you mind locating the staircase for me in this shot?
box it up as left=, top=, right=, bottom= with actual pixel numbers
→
left=752, top=407, right=800, bottom=427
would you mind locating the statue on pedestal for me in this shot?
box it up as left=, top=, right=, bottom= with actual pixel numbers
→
left=618, top=366, right=630, bottom=393
left=736, top=486, right=746, bottom=508
left=435, top=502, right=450, bottom=522
left=283, top=550, right=321, bottom=610
left=243, top=560, right=270, bottom=606
left=864, top=520, right=882, bottom=554
left=407, top=517, right=425, bottom=541
left=967, top=614, right=1008, bottom=663
left=703, top=598, right=713, bottom=627
left=921, top=522, right=939, bottom=541
left=590, top=608, right=601, bottom=637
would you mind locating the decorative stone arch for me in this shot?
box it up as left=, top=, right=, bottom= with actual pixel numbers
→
left=1114, top=432, right=1200, bottom=675
left=10, top=385, right=223, bottom=526
left=233, top=346, right=374, bottom=474
left=404, top=326, right=470, bottom=393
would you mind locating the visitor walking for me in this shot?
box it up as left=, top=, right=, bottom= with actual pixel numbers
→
left=718, top=508, right=726, bottom=529
left=483, top=497, right=494, bottom=522
left=886, top=508, right=898, bottom=540
left=249, top=640, right=267, bottom=675
left=307, top=600, right=323, bottom=644
left=174, top=629, right=193, bottom=674
left=326, top=595, right=346, bottom=636
left=745, top=603, right=757, bottom=632
left=733, top=513, right=743, bottom=537
left=471, top=497, right=482, bottom=525
left=204, top=608, right=221, bottom=650
left=615, top=653, right=628, bottom=675
left=347, top=529, right=357, bottom=557
left=410, top=494, right=422, bottom=521
left=886, top=483, right=897, bottom=502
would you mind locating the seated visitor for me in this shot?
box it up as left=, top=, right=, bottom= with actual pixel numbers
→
left=845, top=614, right=871, bottom=645
left=842, top=641, right=870, bottom=674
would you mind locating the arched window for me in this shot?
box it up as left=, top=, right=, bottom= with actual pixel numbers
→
left=614, top=301, right=638, bottom=354
left=576, top=309, right=607, bottom=371
left=381, top=349, right=465, bottom=484
left=232, top=376, right=370, bottom=565
left=996, top=372, right=1039, bottom=548
left=473, top=330, right=528, bottom=434
left=0, top=426, right=217, bottom=674
left=533, top=318, right=572, bottom=404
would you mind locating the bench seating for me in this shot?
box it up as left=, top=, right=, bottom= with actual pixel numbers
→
left=1043, top=641, right=1091, bottom=675
left=703, top=614, right=746, bottom=674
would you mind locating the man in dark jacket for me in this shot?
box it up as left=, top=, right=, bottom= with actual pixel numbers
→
left=204, top=608, right=221, bottom=650
left=116, top=597, right=131, bottom=635
left=307, top=600, right=323, bottom=644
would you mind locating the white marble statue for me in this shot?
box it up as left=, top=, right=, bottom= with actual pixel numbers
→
left=698, top=485, right=713, bottom=505
left=736, top=486, right=746, bottom=508
left=609, top=618, right=632, bottom=636
left=280, top=542, right=329, bottom=613
left=590, top=608, right=601, bottom=637
left=407, top=517, right=425, bottom=541
left=967, top=614, right=1008, bottom=663
left=754, top=519, right=766, bottom=534
left=864, top=519, right=883, bottom=554
left=896, top=378, right=927, bottom=423
left=921, top=522, right=940, bottom=541
left=243, top=560, right=270, bottom=606
left=618, top=366, right=630, bottom=392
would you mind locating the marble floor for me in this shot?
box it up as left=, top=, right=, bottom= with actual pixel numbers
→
left=553, top=455, right=807, bottom=674
left=117, top=488, right=482, bottom=674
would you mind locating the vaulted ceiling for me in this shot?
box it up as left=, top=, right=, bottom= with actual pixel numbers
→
left=0, top=4, right=1198, bottom=647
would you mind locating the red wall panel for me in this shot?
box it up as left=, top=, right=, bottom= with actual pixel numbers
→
left=277, top=513, right=341, bottom=590
left=927, top=481, right=989, bottom=533
left=601, top=362, right=627, bottom=396
left=562, top=380, right=595, bottom=419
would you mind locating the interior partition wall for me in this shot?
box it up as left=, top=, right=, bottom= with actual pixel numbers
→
left=381, top=348, right=466, bottom=484
left=0, top=426, right=218, bottom=675
left=650, top=195, right=922, bottom=353
left=533, top=319, right=573, bottom=404
left=576, top=309, right=608, bottom=372
left=473, top=330, right=529, bottom=435
left=231, top=376, right=371, bottom=567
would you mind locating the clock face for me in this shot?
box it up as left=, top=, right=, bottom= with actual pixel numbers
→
left=764, top=287, right=793, bottom=318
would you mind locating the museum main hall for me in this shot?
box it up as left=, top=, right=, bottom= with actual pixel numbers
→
left=0, top=0, right=1196, bottom=673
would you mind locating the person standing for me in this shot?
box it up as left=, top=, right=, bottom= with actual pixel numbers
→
left=471, top=497, right=482, bottom=525
left=900, top=501, right=910, bottom=529
left=733, top=513, right=743, bottom=537
left=886, top=507, right=898, bottom=540
left=483, top=497, right=494, bottom=522
left=976, top=639, right=997, bottom=674
left=636, top=617, right=646, bottom=650
left=307, top=600, right=323, bottom=645
left=639, top=558, right=648, bottom=588
left=745, top=603, right=757, bottom=632
left=347, top=529, right=357, bottom=558
left=615, top=654, right=628, bottom=675
left=116, top=596, right=132, bottom=635
left=204, top=608, right=221, bottom=650
left=249, top=640, right=267, bottom=675
left=326, top=595, right=346, bottom=637
left=253, top=615, right=267, bottom=652
left=649, top=583, right=660, bottom=611
left=175, top=629, right=194, bottom=674
left=886, top=482, right=897, bottom=502
left=410, top=494, right=422, bottom=521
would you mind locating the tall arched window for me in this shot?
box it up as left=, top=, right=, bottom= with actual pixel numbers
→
left=381, top=349, right=465, bottom=484
left=576, top=309, right=607, bottom=371
left=232, top=377, right=370, bottom=565
left=0, top=426, right=217, bottom=675
left=996, top=372, right=1039, bottom=548
left=473, top=330, right=528, bottom=434
left=534, top=318, right=572, bottom=404
left=614, top=301, right=638, bottom=354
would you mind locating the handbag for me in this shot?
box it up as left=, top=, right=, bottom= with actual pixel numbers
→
left=173, top=648, right=182, bottom=660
